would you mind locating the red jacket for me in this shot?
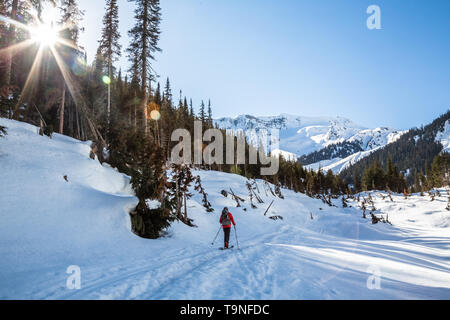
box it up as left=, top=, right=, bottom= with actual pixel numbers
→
left=220, top=212, right=236, bottom=229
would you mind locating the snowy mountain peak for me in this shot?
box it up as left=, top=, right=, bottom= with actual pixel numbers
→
left=215, top=113, right=405, bottom=173
left=216, top=114, right=401, bottom=153
left=215, top=114, right=359, bottom=132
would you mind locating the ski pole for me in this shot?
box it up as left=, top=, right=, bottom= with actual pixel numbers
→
left=211, top=226, right=221, bottom=245
left=234, top=225, right=240, bottom=249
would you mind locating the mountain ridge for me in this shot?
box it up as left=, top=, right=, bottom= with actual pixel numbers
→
left=215, top=113, right=404, bottom=173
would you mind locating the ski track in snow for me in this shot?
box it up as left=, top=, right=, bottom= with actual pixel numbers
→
left=0, top=118, right=449, bottom=300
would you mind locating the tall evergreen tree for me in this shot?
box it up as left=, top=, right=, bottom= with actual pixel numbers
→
left=59, top=0, right=84, bottom=45
left=207, top=99, right=213, bottom=128
left=163, top=77, right=172, bottom=105
left=58, top=0, right=84, bottom=135
left=99, top=0, right=121, bottom=130
left=189, top=98, right=194, bottom=118
left=199, top=100, right=206, bottom=126
left=3, top=0, right=19, bottom=87
left=430, top=153, right=450, bottom=188
left=127, top=0, right=162, bottom=133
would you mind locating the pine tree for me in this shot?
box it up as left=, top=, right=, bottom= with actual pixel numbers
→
left=194, top=175, right=214, bottom=212
left=59, top=0, right=85, bottom=45
left=163, top=77, right=172, bottom=105
left=183, top=97, right=189, bottom=119
left=159, top=77, right=175, bottom=155
left=3, top=0, right=19, bottom=87
left=353, top=168, right=361, bottom=191
left=199, top=100, right=206, bottom=126
left=58, top=0, right=84, bottom=135
left=431, top=153, right=450, bottom=188
left=413, top=168, right=421, bottom=193
left=154, top=82, right=161, bottom=105
left=207, top=99, right=213, bottom=128
left=99, top=0, right=121, bottom=132
left=170, top=164, right=195, bottom=223
left=127, top=0, right=162, bottom=133
left=189, top=99, right=194, bottom=118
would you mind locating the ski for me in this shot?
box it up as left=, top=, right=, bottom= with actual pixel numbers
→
left=219, top=245, right=234, bottom=250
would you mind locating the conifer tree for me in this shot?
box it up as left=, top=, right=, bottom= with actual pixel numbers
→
left=194, top=175, right=214, bottom=212
left=189, top=99, right=194, bottom=118
left=60, top=0, right=84, bottom=45
left=163, top=78, right=172, bottom=105
left=199, top=100, right=206, bottom=127
left=99, top=0, right=121, bottom=131
left=3, top=0, right=19, bottom=87
left=413, top=169, right=421, bottom=193
left=430, top=153, right=450, bottom=187
left=353, top=168, right=361, bottom=191
left=58, top=0, right=84, bottom=135
left=154, top=82, right=162, bottom=106
left=207, top=99, right=213, bottom=128
left=127, top=0, right=162, bottom=133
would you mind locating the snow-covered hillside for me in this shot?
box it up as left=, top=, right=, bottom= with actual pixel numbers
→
left=305, top=148, right=379, bottom=174
left=436, top=119, right=450, bottom=153
left=0, top=118, right=449, bottom=300
left=215, top=114, right=363, bottom=156
left=215, top=114, right=404, bottom=172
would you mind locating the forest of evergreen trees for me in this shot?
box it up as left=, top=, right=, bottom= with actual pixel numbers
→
left=341, top=111, right=450, bottom=193
left=298, top=141, right=364, bottom=166
left=1, top=1, right=446, bottom=239
left=0, top=0, right=350, bottom=238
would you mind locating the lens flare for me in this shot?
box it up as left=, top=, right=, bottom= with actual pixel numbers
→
left=31, top=24, right=58, bottom=47
left=102, top=76, right=111, bottom=85
left=150, top=110, right=161, bottom=121
left=0, top=5, right=82, bottom=115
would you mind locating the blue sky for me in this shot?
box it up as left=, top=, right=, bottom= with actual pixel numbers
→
left=77, top=0, right=450, bottom=130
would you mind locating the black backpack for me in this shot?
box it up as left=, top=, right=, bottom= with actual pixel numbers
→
left=221, top=209, right=230, bottom=226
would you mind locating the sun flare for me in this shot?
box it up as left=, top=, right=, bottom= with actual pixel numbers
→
left=30, top=24, right=59, bottom=47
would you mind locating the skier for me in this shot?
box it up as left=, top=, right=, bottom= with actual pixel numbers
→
left=219, top=207, right=236, bottom=249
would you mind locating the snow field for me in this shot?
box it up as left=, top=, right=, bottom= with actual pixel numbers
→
left=0, top=118, right=449, bottom=299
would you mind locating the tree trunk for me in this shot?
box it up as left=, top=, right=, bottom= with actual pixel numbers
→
left=141, top=0, right=148, bottom=134
left=80, top=116, right=86, bottom=141
left=107, top=60, right=111, bottom=134
left=69, top=103, right=74, bottom=136
left=4, top=0, right=19, bottom=86
left=143, top=92, right=148, bottom=134
left=183, top=191, right=188, bottom=221
left=134, top=91, right=137, bottom=129
left=75, top=104, right=81, bottom=140
left=59, top=85, right=66, bottom=134
left=176, top=180, right=181, bottom=219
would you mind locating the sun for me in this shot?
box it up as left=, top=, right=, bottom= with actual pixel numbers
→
left=31, top=23, right=59, bottom=47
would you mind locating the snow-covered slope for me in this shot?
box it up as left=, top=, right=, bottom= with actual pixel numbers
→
left=215, top=114, right=364, bottom=156
left=0, top=118, right=449, bottom=300
left=305, top=148, right=379, bottom=174
left=215, top=114, right=404, bottom=171
left=436, top=119, right=450, bottom=152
